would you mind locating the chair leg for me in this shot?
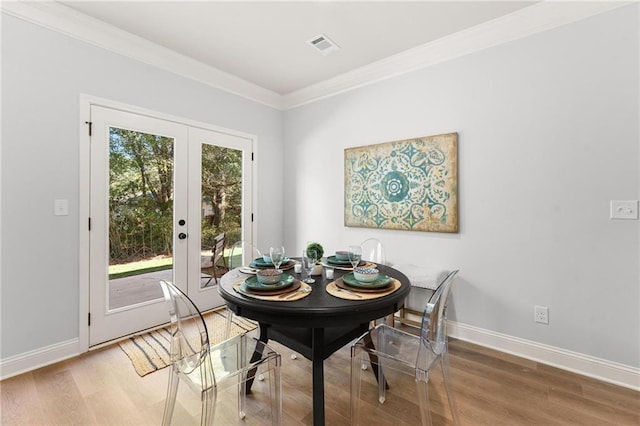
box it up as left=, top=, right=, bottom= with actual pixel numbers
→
left=350, top=345, right=364, bottom=425
left=440, top=351, right=460, bottom=425
left=201, top=387, right=216, bottom=426
left=238, top=371, right=247, bottom=420
left=377, top=358, right=386, bottom=403
left=162, top=367, right=180, bottom=426
left=415, top=372, right=433, bottom=426
left=237, top=334, right=248, bottom=419
left=225, top=312, right=233, bottom=339
left=268, top=356, right=283, bottom=426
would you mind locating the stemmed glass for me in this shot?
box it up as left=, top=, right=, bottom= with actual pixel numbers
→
left=270, top=246, right=285, bottom=272
left=347, top=245, right=362, bottom=270
left=302, top=249, right=317, bottom=283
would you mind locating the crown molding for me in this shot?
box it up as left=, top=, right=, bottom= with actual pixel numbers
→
left=2, top=1, right=632, bottom=111
left=282, top=1, right=633, bottom=109
left=1, top=1, right=284, bottom=110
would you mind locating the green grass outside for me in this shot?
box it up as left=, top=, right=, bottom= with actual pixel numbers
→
left=108, top=249, right=238, bottom=279
left=109, top=257, right=174, bottom=279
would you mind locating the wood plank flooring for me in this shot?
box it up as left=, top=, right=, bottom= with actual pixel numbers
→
left=1, top=330, right=638, bottom=425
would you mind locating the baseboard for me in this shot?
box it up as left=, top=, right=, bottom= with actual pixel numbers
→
left=0, top=339, right=80, bottom=380
left=448, top=321, right=640, bottom=391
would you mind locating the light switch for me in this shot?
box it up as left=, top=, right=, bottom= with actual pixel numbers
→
left=610, top=200, right=638, bottom=220
left=54, top=199, right=69, bottom=216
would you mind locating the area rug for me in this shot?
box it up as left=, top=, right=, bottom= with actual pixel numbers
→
left=119, top=307, right=257, bottom=377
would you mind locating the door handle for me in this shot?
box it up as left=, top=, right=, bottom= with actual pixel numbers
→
left=178, top=233, right=187, bottom=240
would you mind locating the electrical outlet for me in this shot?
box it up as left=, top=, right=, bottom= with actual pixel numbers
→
left=610, top=200, right=638, bottom=219
left=534, top=306, right=549, bottom=324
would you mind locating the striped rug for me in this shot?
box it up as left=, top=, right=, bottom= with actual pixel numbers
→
left=118, top=308, right=257, bottom=377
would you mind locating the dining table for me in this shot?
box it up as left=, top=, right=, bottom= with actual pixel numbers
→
left=218, top=258, right=411, bottom=426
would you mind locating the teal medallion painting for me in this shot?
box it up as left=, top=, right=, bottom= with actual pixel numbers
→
left=344, top=133, right=458, bottom=233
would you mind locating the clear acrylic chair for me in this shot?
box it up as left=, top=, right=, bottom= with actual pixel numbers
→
left=227, top=240, right=262, bottom=271
left=360, top=237, right=387, bottom=265
left=159, top=280, right=282, bottom=426
left=223, top=241, right=262, bottom=338
left=360, top=238, right=391, bottom=327
left=350, top=270, right=460, bottom=426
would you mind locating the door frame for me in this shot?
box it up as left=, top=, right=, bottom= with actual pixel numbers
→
left=78, top=94, right=257, bottom=351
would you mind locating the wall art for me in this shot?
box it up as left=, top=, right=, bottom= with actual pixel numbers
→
left=344, top=132, right=458, bottom=233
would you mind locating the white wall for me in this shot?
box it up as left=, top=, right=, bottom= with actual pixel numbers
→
left=0, top=14, right=284, bottom=359
left=284, top=5, right=639, bottom=371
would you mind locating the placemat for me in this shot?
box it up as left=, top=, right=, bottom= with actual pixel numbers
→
left=326, top=278, right=401, bottom=300
left=233, top=279, right=312, bottom=301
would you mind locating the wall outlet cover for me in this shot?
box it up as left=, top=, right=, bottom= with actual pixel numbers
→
left=610, top=200, right=639, bottom=220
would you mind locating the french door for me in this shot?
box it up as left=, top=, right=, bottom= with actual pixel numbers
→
left=88, top=105, right=252, bottom=346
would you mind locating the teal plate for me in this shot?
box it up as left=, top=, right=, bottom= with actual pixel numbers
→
left=342, top=273, right=391, bottom=289
left=326, top=255, right=355, bottom=265
left=252, top=257, right=290, bottom=267
left=244, top=274, right=294, bottom=291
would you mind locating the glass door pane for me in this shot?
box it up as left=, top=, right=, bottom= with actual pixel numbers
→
left=186, top=127, right=252, bottom=311
left=200, top=144, right=243, bottom=289
left=108, top=128, right=174, bottom=309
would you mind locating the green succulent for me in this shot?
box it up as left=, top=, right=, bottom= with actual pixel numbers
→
left=306, top=242, right=324, bottom=259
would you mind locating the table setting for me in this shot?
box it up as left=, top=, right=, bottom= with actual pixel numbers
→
left=232, top=246, right=312, bottom=301
left=326, top=266, right=402, bottom=300
left=321, top=246, right=376, bottom=271
left=232, top=273, right=312, bottom=301
left=230, top=244, right=401, bottom=302
left=248, top=254, right=296, bottom=271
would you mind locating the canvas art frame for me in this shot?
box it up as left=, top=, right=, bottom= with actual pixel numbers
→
left=344, top=132, right=458, bottom=233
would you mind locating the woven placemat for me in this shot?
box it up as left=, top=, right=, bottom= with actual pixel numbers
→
left=326, top=278, right=401, bottom=300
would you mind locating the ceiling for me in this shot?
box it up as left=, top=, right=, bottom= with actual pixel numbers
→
left=58, top=1, right=536, bottom=95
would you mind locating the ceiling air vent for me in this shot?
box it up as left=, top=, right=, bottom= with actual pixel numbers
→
left=307, top=33, right=340, bottom=56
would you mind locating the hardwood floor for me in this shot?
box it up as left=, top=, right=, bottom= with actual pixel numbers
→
left=1, top=331, right=638, bottom=425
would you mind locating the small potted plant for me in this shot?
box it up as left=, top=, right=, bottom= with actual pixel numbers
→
left=306, top=242, right=325, bottom=275
left=306, top=242, right=324, bottom=259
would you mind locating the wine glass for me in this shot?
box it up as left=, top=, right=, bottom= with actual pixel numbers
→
left=347, top=245, right=362, bottom=270
left=303, top=249, right=317, bottom=283
left=270, top=246, right=285, bottom=272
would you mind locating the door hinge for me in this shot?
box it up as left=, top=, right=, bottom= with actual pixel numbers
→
left=251, top=213, right=254, bottom=222
left=251, top=152, right=254, bottom=161
left=88, top=312, right=91, bottom=326
left=85, top=121, right=92, bottom=136
left=88, top=217, right=91, bottom=231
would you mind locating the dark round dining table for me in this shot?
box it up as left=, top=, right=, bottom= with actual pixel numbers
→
left=218, top=261, right=410, bottom=426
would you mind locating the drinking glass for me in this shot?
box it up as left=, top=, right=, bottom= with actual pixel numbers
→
left=303, top=249, right=317, bottom=283
left=270, top=246, right=285, bottom=272
left=347, top=245, right=362, bottom=269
